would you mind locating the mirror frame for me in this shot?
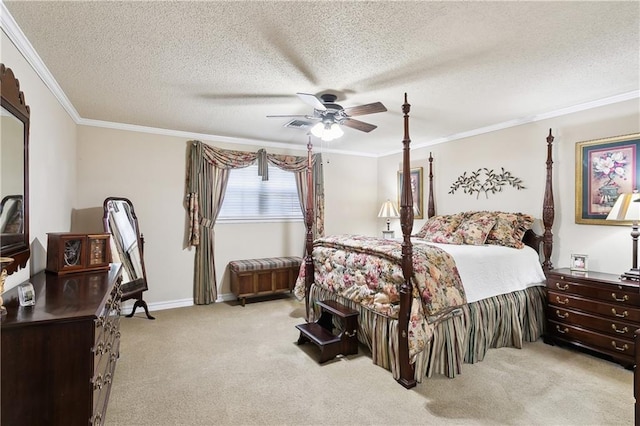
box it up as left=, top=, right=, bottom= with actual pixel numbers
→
left=102, top=196, right=149, bottom=296
left=0, top=64, right=30, bottom=274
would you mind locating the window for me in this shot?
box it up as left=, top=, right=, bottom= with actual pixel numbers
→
left=218, top=164, right=303, bottom=222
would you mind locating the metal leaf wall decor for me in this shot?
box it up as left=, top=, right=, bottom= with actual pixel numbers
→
left=448, top=167, right=525, bottom=199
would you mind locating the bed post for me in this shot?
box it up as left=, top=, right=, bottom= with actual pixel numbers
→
left=304, top=137, right=315, bottom=320
left=427, top=152, right=435, bottom=218
left=542, top=129, right=555, bottom=271
left=397, top=93, right=417, bottom=389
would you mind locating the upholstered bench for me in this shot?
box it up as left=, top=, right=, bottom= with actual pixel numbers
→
left=228, top=256, right=302, bottom=306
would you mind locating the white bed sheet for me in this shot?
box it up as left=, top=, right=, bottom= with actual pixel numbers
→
left=413, top=239, right=547, bottom=303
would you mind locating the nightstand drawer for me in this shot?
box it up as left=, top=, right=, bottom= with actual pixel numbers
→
left=547, top=306, right=637, bottom=339
left=548, top=290, right=640, bottom=322
left=549, top=319, right=634, bottom=358
left=547, top=276, right=640, bottom=306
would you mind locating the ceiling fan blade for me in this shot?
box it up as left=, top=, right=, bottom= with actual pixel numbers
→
left=342, top=102, right=387, bottom=117
left=267, top=114, right=311, bottom=118
left=296, top=93, right=326, bottom=111
left=341, top=118, right=377, bottom=133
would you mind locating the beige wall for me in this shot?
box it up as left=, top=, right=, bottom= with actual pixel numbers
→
left=377, top=99, right=640, bottom=275
left=2, top=30, right=78, bottom=289
left=74, top=127, right=379, bottom=305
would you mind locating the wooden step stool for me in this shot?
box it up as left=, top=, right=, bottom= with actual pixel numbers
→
left=295, top=300, right=359, bottom=363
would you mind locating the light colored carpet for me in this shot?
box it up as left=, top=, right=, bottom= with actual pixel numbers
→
left=106, top=296, right=634, bottom=425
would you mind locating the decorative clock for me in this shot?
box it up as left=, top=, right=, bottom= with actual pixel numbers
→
left=46, top=233, right=111, bottom=275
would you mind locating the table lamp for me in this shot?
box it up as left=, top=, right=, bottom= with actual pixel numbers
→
left=378, top=200, right=399, bottom=238
left=606, top=192, right=640, bottom=280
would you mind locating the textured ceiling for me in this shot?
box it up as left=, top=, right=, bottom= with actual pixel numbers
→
left=3, top=1, right=639, bottom=156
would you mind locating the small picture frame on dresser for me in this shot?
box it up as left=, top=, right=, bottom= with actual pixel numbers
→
left=18, top=282, right=35, bottom=306
left=570, top=254, right=588, bottom=272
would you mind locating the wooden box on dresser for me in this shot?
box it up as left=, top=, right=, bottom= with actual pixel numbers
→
left=545, top=268, right=639, bottom=368
left=1, top=264, right=122, bottom=426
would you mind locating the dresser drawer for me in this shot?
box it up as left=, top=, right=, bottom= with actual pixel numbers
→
left=547, top=290, right=640, bottom=322
left=549, top=319, right=634, bottom=359
left=547, top=275, right=640, bottom=307
left=547, top=305, right=638, bottom=339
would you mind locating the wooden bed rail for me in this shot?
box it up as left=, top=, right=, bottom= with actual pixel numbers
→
left=304, top=138, right=314, bottom=320
left=542, top=128, right=555, bottom=271
left=427, top=153, right=435, bottom=219
left=397, top=93, right=417, bottom=389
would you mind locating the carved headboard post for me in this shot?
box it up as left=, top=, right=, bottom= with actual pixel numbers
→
left=542, top=128, right=555, bottom=271
left=397, top=93, right=417, bottom=389
left=427, top=152, right=435, bottom=218
left=304, top=138, right=315, bottom=321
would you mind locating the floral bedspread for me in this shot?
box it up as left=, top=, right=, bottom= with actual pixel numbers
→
left=294, top=234, right=466, bottom=359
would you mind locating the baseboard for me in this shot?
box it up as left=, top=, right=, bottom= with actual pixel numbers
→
left=217, top=292, right=237, bottom=302
left=120, top=293, right=236, bottom=315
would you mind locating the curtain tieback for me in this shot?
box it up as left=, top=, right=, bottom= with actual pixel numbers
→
left=199, top=217, right=215, bottom=228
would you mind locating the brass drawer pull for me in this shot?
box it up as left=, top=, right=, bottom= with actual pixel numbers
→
left=555, top=283, right=569, bottom=291
left=556, top=325, right=569, bottom=334
left=611, top=324, right=629, bottom=334
left=611, top=293, right=629, bottom=302
left=611, top=341, right=629, bottom=352
left=92, top=412, right=102, bottom=426
left=555, top=310, right=569, bottom=319
left=95, top=317, right=105, bottom=329
left=555, top=296, right=569, bottom=305
left=93, top=374, right=103, bottom=390
left=611, top=308, right=629, bottom=318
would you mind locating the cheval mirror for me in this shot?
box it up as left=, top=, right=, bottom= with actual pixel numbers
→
left=0, top=64, right=30, bottom=274
left=103, top=197, right=154, bottom=319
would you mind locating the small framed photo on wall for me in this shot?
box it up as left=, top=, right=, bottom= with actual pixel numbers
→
left=570, top=254, right=588, bottom=272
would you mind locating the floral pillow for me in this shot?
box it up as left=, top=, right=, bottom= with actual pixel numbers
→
left=414, top=214, right=464, bottom=244
left=420, top=230, right=464, bottom=245
left=455, top=211, right=496, bottom=245
left=485, top=212, right=535, bottom=249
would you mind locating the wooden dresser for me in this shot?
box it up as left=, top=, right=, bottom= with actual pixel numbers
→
left=1, top=264, right=122, bottom=426
left=546, top=268, right=639, bottom=368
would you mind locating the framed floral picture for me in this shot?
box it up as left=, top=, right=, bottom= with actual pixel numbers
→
left=575, top=133, right=640, bottom=225
left=397, top=167, right=424, bottom=220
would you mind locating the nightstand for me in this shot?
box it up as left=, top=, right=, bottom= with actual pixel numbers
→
left=382, top=230, right=395, bottom=239
left=545, top=268, right=640, bottom=368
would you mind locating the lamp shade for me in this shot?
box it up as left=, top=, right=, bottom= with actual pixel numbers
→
left=606, top=192, right=640, bottom=221
left=607, top=192, right=640, bottom=281
left=378, top=200, right=400, bottom=218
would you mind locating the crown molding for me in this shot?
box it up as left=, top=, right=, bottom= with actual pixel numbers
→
left=379, top=90, right=640, bottom=157
left=1, top=1, right=81, bottom=122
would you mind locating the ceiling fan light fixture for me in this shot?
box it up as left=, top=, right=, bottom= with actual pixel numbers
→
left=310, top=121, right=344, bottom=141
left=330, top=123, right=344, bottom=139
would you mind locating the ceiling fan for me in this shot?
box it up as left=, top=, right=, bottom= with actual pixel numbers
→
left=267, top=93, right=387, bottom=141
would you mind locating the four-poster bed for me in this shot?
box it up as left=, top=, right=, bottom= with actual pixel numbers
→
left=297, top=93, right=555, bottom=388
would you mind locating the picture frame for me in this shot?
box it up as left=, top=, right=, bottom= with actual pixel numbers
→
left=570, top=254, right=588, bottom=272
left=575, top=133, right=640, bottom=225
left=397, top=167, right=424, bottom=220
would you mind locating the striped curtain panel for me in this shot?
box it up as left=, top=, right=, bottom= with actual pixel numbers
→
left=186, top=140, right=324, bottom=305
left=187, top=141, right=257, bottom=304
left=269, top=151, right=325, bottom=238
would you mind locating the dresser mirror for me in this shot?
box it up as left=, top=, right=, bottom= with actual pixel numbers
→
left=103, top=197, right=154, bottom=319
left=0, top=64, right=30, bottom=274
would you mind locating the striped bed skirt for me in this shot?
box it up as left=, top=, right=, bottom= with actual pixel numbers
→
left=307, top=284, right=546, bottom=382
